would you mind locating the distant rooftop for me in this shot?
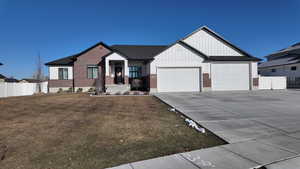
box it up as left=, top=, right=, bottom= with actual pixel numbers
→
left=0, top=74, right=6, bottom=79
left=269, top=42, right=300, bottom=57
left=259, top=54, right=300, bottom=68
left=5, top=77, right=19, bottom=83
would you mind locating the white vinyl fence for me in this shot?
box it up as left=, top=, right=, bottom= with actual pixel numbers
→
left=0, top=82, right=48, bottom=98
left=259, top=76, right=287, bottom=90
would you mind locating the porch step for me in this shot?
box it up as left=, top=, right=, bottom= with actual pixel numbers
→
left=105, top=84, right=130, bottom=94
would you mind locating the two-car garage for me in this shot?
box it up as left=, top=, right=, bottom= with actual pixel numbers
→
left=156, top=63, right=250, bottom=92
left=151, top=26, right=260, bottom=93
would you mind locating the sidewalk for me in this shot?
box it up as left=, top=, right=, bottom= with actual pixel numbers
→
left=108, top=135, right=300, bottom=169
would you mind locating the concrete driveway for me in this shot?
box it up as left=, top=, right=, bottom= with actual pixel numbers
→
left=154, top=90, right=300, bottom=168
left=108, top=90, right=300, bottom=169
left=156, top=90, right=300, bottom=143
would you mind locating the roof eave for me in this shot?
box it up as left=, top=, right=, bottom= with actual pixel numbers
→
left=208, top=56, right=262, bottom=62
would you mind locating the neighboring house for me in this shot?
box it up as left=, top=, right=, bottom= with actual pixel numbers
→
left=45, top=26, right=261, bottom=93
left=4, top=77, right=19, bottom=83
left=0, top=74, right=6, bottom=82
left=20, top=78, right=46, bottom=83
left=259, top=42, right=300, bottom=88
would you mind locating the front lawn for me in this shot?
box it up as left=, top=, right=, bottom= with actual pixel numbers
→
left=0, top=94, right=226, bottom=169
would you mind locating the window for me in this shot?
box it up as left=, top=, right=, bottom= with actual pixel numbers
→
left=271, top=69, right=276, bottom=72
left=58, top=68, right=68, bottom=80
left=291, top=66, right=297, bottom=71
left=129, top=66, right=142, bottom=78
left=87, top=66, right=98, bottom=79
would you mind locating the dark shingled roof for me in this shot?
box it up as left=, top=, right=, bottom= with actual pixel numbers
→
left=5, top=78, right=19, bottom=83
left=45, top=55, right=76, bottom=66
left=259, top=54, right=300, bottom=68
left=21, top=78, right=46, bottom=83
left=0, top=74, right=6, bottom=79
left=267, top=42, right=300, bottom=58
left=110, top=45, right=167, bottom=60
left=209, top=56, right=261, bottom=61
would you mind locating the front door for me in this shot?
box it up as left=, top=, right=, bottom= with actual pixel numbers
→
left=114, top=67, right=123, bottom=84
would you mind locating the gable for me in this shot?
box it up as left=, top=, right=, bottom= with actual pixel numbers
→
left=76, top=43, right=111, bottom=62
left=183, top=29, right=243, bottom=56
left=154, top=43, right=205, bottom=66
left=151, top=43, right=209, bottom=74
left=106, top=52, right=127, bottom=61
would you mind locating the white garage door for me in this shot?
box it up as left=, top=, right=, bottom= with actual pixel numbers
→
left=157, top=67, right=201, bottom=92
left=211, top=63, right=250, bottom=91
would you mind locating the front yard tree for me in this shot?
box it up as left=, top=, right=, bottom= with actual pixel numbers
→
left=34, top=52, right=44, bottom=93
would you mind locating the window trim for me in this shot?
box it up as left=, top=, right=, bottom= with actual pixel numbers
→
left=87, top=65, right=99, bottom=79
left=291, top=66, right=297, bottom=71
left=129, top=66, right=142, bottom=78
left=58, top=68, right=68, bottom=80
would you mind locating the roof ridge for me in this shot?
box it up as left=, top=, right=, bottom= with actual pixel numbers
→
left=111, top=44, right=167, bottom=47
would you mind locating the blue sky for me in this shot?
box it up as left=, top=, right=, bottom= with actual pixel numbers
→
left=0, top=0, right=299, bottom=79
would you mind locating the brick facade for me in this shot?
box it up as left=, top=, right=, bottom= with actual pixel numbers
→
left=253, top=77, right=259, bottom=87
left=149, top=74, right=157, bottom=88
left=203, top=73, right=211, bottom=88
left=74, top=44, right=111, bottom=87
left=48, top=80, right=73, bottom=88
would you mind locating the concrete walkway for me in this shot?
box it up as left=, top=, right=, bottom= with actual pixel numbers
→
left=108, top=90, right=300, bottom=169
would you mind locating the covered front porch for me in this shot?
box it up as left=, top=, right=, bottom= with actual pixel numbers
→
left=104, top=53, right=150, bottom=93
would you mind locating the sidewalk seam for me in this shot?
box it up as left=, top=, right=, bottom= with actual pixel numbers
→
left=220, top=146, right=261, bottom=166
left=179, top=153, right=202, bottom=169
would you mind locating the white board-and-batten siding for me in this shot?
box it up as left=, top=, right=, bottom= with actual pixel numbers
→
left=183, top=29, right=242, bottom=56
left=150, top=43, right=209, bottom=74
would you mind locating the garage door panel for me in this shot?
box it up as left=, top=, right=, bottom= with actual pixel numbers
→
left=157, top=68, right=201, bottom=92
left=212, top=63, right=249, bottom=91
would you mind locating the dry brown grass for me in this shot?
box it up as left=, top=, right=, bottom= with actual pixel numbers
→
left=0, top=94, right=226, bottom=169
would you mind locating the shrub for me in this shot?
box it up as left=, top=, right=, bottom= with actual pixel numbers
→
left=76, top=88, right=83, bottom=93
left=57, top=88, right=63, bottom=93
left=88, top=88, right=95, bottom=93
left=123, top=91, right=130, bottom=95
left=67, top=87, right=73, bottom=93
left=115, top=92, right=121, bottom=95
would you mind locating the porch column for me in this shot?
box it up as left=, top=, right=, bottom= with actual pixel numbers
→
left=105, top=59, right=113, bottom=84
left=124, top=60, right=129, bottom=84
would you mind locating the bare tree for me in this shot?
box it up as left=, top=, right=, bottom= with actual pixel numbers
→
left=35, top=52, right=43, bottom=93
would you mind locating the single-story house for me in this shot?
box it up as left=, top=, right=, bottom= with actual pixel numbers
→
left=258, top=42, right=300, bottom=87
left=45, top=26, right=261, bottom=93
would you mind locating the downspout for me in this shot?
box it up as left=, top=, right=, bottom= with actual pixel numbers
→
left=72, top=64, right=75, bottom=92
